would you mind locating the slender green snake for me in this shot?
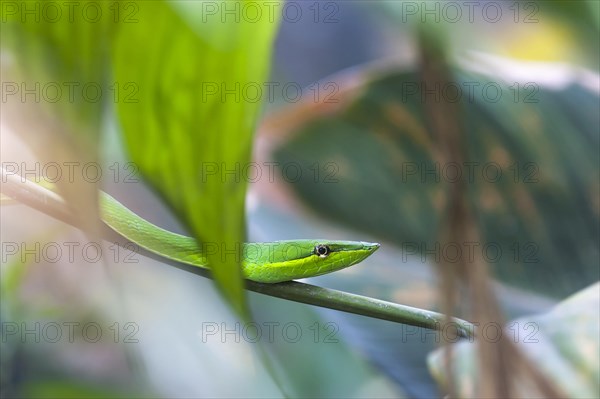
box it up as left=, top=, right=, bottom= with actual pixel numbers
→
left=2, top=169, right=478, bottom=339
left=101, top=192, right=379, bottom=283
left=1, top=172, right=380, bottom=283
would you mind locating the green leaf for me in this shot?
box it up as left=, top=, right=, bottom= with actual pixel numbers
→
left=272, top=64, right=599, bottom=298
left=1, top=0, right=114, bottom=237
left=113, top=1, right=280, bottom=316
left=427, top=282, right=600, bottom=398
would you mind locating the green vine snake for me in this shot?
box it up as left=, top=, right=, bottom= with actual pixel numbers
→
left=1, top=172, right=380, bottom=283
left=101, top=192, right=380, bottom=283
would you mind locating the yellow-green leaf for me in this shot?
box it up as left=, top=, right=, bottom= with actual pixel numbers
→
left=113, top=0, right=280, bottom=316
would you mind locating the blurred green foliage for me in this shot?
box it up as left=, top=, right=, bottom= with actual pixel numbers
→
left=274, top=68, right=599, bottom=298
left=1, top=0, right=116, bottom=237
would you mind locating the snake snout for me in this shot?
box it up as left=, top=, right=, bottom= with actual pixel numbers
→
left=362, top=242, right=381, bottom=252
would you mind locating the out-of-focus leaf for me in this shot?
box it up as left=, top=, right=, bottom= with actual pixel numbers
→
left=19, top=380, right=132, bottom=399
left=1, top=0, right=115, bottom=236
left=1, top=0, right=113, bottom=128
left=0, top=235, right=43, bottom=320
left=249, top=294, right=403, bottom=398
left=113, top=1, right=280, bottom=316
left=535, top=1, right=600, bottom=46
left=271, top=61, right=599, bottom=298
left=374, top=1, right=599, bottom=68
left=427, top=282, right=600, bottom=398
left=587, top=0, right=600, bottom=30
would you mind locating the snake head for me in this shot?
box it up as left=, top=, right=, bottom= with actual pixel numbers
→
left=243, top=240, right=380, bottom=283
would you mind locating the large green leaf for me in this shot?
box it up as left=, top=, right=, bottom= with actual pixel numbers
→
left=113, top=1, right=280, bottom=316
left=272, top=65, right=599, bottom=298
left=427, top=282, right=600, bottom=397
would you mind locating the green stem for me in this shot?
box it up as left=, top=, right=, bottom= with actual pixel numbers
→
left=1, top=167, right=475, bottom=339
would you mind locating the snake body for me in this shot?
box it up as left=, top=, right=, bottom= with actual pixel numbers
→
left=100, top=193, right=379, bottom=283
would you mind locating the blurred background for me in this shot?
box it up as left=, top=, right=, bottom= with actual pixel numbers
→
left=1, top=1, right=599, bottom=398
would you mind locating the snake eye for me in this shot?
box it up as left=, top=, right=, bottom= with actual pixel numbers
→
left=315, top=244, right=330, bottom=258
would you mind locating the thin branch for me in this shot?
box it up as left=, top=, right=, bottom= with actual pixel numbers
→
left=1, top=166, right=475, bottom=339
